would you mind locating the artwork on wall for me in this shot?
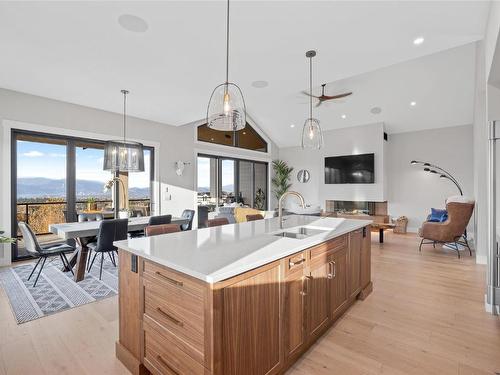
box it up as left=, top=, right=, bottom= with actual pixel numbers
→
left=297, top=169, right=311, bottom=183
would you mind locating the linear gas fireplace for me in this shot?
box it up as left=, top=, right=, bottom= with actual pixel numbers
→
left=325, top=200, right=388, bottom=222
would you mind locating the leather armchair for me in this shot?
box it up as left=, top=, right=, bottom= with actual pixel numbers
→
left=419, top=198, right=474, bottom=258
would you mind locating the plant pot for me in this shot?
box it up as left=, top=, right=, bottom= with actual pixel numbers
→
left=118, top=211, right=130, bottom=219
left=87, top=202, right=98, bottom=211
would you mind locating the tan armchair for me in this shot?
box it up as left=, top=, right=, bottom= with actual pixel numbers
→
left=418, top=197, right=474, bottom=258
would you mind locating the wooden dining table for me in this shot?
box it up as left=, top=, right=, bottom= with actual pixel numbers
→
left=49, top=216, right=189, bottom=282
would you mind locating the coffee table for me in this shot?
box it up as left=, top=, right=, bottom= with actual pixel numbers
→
left=371, top=222, right=395, bottom=243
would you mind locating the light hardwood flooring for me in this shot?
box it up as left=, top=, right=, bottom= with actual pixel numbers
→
left=0, top=232, right=499, bottom=375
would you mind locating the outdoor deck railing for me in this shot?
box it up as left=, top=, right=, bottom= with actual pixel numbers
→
left=16, top=198, right=151, bottom=236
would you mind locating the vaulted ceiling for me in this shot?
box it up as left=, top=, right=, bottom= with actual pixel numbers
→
left=0, top=1, right=490, bottom=147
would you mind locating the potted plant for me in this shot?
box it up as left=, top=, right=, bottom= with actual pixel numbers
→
left=0, top=231, right=15, bottom=266
left=0, top=231, right=15, bottom=244
left=271, top=160, right=294, bottom=204
left=86, top=197, right=97, bottom=211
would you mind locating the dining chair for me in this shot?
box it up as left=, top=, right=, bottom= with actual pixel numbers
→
left=145, top=224, right=181, bottom=237
left=246, top=214, right=264, bottom=222
left=208, top=218, right=230, bottom=227
left=87, top=219, right=128, bottom=280
left=18, top=222, right=75, bottom=287
left=148, top=215, right=172, bottom=226
left=180, top=209, right=195, bottom=231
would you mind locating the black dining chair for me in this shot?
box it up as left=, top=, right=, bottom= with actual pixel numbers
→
left=87, top=219, right=128, bottom=280
left=180, top=209, right=195, bottom=231
left=18, top=222, right=75, bottom=287
left=148, top=215, right=172, bottom=226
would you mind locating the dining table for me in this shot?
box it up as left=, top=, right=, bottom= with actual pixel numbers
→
left=49, top=216, right=190, bottom=282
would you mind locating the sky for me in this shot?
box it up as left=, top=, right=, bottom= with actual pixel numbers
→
left=197, top=157, right=234, bottom=191
left=17, top=140, right=151, bottom=188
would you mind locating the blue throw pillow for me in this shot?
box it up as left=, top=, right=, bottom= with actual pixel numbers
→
left=428, top=208, right=448, bottom=222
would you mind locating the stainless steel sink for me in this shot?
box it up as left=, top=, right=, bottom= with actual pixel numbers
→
left=273, top=226, right=328, bottom=239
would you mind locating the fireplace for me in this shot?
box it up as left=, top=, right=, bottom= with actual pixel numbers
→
left=325, top=200, right=388, bottom=222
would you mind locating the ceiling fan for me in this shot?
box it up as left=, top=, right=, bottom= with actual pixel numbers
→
left=302, top=84, right=352, bottom=107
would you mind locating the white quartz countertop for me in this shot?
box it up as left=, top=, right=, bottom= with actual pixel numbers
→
left=114, top=215, right=372, bottom=283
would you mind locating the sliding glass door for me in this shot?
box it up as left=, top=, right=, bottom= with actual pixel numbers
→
left=197, top=153, right=268, bottom=212
left=11, top=130, right=154, bottom=261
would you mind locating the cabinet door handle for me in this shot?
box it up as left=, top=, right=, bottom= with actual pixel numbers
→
left=157, top=307, right=184, bottom=327
left=156, top=355, right=179, bottom=374
left=300, top=276, right=309, bottom=296
left=327, top=261, right=336, bottom=279
left=289, top=258, right=305, bottom=267
left=155, top=271, right=184, bottom=287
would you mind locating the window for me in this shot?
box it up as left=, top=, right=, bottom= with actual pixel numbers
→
left=11, top=130, right=154, bottom=261
left=197, top=154, right=268, bottom=212
left=197, top=122, right=268, bottom=152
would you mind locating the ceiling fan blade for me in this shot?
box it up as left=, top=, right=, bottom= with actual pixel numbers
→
left=322, top=92, right=353, bottom=100
left=301, top=90, right=320, bottom=99
left=315, top=101, right=322, bottom=108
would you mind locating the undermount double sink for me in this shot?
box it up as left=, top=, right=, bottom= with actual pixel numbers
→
left=273, top=225, right=330, bottom=240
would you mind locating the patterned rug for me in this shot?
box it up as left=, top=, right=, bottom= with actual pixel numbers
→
left=0, top=255, right=118, bottom=324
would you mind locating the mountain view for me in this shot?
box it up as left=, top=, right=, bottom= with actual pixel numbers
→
left=17, top=177, right=150, bottom=200
left=198, top=185, right=234, bottom=194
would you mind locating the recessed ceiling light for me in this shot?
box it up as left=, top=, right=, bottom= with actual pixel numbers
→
left=118, top=14, right=149, bottom=33
left=341, top=114, right=346, bottom=119
left=251, top=80, right=269, bottom=88
left=290, top=124, right=295, bottom=128
left=370, top=107, right=382, bottom=114
left=210, top=137, right=215, bottom=141
left=413, top=37, right=424, bottom=45
left=242, top=131, right=246, bottom=135
left=410, top=101, right=417, bottom=106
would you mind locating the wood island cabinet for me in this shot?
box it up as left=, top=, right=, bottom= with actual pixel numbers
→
left=116, top=225, right=372, bottom=375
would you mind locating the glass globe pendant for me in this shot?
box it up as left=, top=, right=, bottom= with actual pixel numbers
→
left=302, top=117, right=323, bottom=149
left=206, top=0, right=246, bottom=131
left=103, top=90, right=145, bottom=172
left=301, top=50, right=323, bottom=149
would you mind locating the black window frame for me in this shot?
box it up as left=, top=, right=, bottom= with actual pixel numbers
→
left=197, top=153, right=269, bottom=210
left=10, top=129, right=155, bottom=261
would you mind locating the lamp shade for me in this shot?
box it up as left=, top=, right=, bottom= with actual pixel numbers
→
left=103, top=140, right=144, bottom=172
left=207, top=82, right=246, bottom=131
left=301, top=118, right=323, bottom=149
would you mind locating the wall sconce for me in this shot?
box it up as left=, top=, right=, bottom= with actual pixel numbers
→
left=175, top=160, right=191, bottom=176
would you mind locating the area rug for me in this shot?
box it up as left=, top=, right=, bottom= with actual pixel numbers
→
left=0, top=256, right=118, bottom=324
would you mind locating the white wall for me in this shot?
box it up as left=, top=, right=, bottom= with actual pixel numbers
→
left=387, top=124, right=474, bottom=232
left=279, top=123, right=386, bottom=209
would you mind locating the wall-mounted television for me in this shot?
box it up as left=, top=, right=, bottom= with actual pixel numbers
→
left=325, top=153, right=375, bottom=184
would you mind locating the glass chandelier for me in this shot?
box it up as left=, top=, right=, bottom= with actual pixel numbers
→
left=103, top=90, right=145, bottom=172
left=206, top=0, right=246, bottom=131
left=301, top=50, right=323, bottom=149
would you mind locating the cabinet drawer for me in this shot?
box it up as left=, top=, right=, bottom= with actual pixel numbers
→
left=144, top=319, right=206, bottom=375
left=285, top=252, right=307, bottom=276
left=143, top=278, right=204, bottom=361
left=143, top=259, right=205, bottom=299
left=310, top=235, right=347, bottom=261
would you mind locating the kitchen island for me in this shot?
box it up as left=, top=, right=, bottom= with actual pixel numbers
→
left=114, top=215, right=372, bottom=375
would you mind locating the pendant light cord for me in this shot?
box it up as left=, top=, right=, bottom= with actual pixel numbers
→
left=309, top=55, right=313, bottom=120
left=123, top=91, right=127, bottom=144
left=225, top=0, right=230, bottom=84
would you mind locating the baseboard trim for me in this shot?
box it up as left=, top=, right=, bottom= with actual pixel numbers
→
left=476, top=255, right=487, bottom=265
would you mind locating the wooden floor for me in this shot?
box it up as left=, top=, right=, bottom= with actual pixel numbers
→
left=0, top=232, right=498, bottom=374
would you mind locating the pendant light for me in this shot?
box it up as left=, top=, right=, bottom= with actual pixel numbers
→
left=301, top=50, right=323, bottom=149
left=103, top=90, right=145, bottom=172
left=206, top=0, right=246, bottom=131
